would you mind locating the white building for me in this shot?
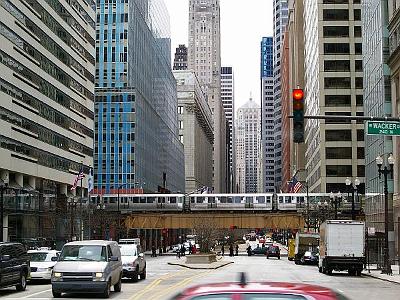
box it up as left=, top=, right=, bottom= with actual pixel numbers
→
left=188, top=0, right=227, bottom=192
left=235, top=98, right=262, bottom=193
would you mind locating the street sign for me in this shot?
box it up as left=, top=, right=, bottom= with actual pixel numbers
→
left=366, top=121, right=400, bottom=136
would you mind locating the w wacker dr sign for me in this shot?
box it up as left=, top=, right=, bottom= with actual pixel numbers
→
left=366, top=121, right=400, bottom=136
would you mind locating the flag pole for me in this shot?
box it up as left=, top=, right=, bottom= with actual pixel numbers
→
left=80, top=162, right=83, bottom=241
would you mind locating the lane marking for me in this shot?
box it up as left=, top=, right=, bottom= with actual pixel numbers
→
left=152, top=270, right=212, bottom=300
left=129, top=269, right=188, bottom=300
left=22, top=288, right=52, bottom=298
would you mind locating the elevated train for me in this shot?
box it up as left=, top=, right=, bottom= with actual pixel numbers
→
left=90, top=192, right=365, bottom=212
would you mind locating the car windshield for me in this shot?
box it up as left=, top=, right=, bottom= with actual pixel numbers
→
left=59, top=245, right=107, bottom=262
left=120, top=245, right=137, bottom=256
left=29, top=252, right=52, bottom=262
left=304, top=251, right=311, bottom=256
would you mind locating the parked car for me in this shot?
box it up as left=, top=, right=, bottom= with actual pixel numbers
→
left=0, top=242, right=30, bottom=292
left=28, top=249, right=59, bottom=281
left=170, top=273, right=349, bottom=299
left=119, top=243, right=146, bottom=282
left=251, top=245, right=268, bottom=255
left=51, top=240, right=122, bottom=298
left=300, top=251, right=319, bottom=265
left=266, top=245, right=280, bottom=259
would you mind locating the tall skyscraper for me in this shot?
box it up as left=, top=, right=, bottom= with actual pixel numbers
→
left=303, top=0, right=364, bottom=193
left=188, top=0, right=227, bottom=192
left=261, top=37, right=275, bottom=193
left=221, top=66, right=235, bottom=192
left=173, top=44, right=188, bottom=70
left=235, top=98, right=262, bottom=193
left=273, top=0, right=289, bottom=191
left=94, top=0, right=185, bottom=195
left=0, top=0, right=95, bottom=241
left=173, top=70, right=214, bottom=193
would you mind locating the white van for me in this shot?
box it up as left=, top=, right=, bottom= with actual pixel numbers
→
left=51, top=240, right=122, bottom=298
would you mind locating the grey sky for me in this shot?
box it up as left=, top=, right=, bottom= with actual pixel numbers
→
left=164, top=0, right=273, bottom=110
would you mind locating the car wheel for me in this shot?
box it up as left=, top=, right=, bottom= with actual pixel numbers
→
left=131, top=267, right=139, bottom=283
left=266, top=256, right=269, bottom=259
left=140, top=266, right=147, bottom=280
left=327, top=269, right=332, bottom=276
left=102, top=280, right=111, bottom=298
left=356, top=269, right=362, bottom=277
left=278, top=256, right=280, bottom=260
left=318, top=267, right=322, bottom=273
left=114, top=276, right=122, bottom=292
left=52, top=290, right=62, bottom=298
left=16, top=272, right=27, bottom=291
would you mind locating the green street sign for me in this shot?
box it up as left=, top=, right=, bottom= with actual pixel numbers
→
left=366, top=121, right=400, bottom=135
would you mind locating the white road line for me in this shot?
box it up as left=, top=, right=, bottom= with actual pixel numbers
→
left=21, top=288, right=52, bottom=298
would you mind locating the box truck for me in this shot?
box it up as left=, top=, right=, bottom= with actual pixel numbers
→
left=294, top=233, right=320, bottom=264
left=319, top=220, right=365, bottom=276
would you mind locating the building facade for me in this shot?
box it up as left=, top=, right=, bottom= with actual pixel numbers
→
left=273, top=0, right=289, bottom=191
left=173, top=71, right=214, bottom=193
left=0, top=0, right=95, bottom=242
left=221, top=66, right=235, bottom=192
left=235, top=98, right=262, bottom=193
left=387, top=0, right=400, bottom=258
left=94, top=0, right=185, bottom=195
left=261, top=37, right=275, bottom=193
left=188, top=0, right=227, bottom=192
left=303, top=0, right=365, bottom=193
left=173, top=44, right=188, bottom=70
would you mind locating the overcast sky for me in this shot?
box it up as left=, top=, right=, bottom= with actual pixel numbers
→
left=164, top=0, right=273, bottom=111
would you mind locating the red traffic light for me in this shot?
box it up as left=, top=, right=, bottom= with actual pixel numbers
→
left=293, top=89, right=304, bottom=101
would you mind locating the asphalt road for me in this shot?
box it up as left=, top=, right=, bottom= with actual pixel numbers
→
left=1, top=252, right=399, bottom=300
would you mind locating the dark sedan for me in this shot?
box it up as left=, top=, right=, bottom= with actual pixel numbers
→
left=266, top=245, right=280, bottom=259
left=251, top=246, right=268, bottom=255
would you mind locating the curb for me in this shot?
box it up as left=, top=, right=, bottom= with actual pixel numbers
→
left=362, top=272, right=400, bottom=285
left=168, top=261, right=234, bottom=270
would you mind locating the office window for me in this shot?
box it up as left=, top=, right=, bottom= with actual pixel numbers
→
left=354, top=9, right=361, bottom=21
left=323, top=26, right=349, bottom=37
left=355, top=60, right=363, bottom=72
left=324, top=60, right=350, bottom=72
left=326, top=130, right=352, bottom=141
left=355, top=77, right=363, bottom=89
left=326, top=147, right=352, bottom=159
left=354, top=26, right=362, bottom=37
left=324, top=77, right=351, bottom=89
left=325, top=95, right=351, bottom=106
left=326, top=165, right=352, bottom=177
left=324, top=43, right=350, bottom=54
left=323, top=9, right=349, bottom=21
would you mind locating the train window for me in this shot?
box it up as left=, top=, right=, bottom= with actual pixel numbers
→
left=220, top=196, right=227, bottom=203
left=197, top=197, right=204, bottom=203
left=191, top=196, right=195, bottom=203
left=266, top=196, right=271, bottom=203
left=257, top=196, right=265, bottom=203
left=278, top=196, right=283, bottom=203
left=208, top=197, right=215, bottom=203
left=227, top=196, right=233, bottom=203
left=103, top=198, right=109, bottom=204
left=170, top=197, right=176, bottom=203
left=140, top=197, right=146, bottom=203
left=147, top=197, right=155, bottom=203
left=285, top=196, right=291, bottom=203
left=131, top=197, right=139, bottom=203
left=109, top=197, right=116, bottom=203
left=233, top=196, right=241, bottom=203
left=245, top=197, right=252, bottom=203
left=298, top=197, right=305, bottom=203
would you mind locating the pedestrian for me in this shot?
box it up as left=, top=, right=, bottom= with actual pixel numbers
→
left=181, top=245, right=186, bottom=256
left=221, top=245, right=225, bottom=256
left=163, top=244, right=167, bottom=254
left=159, top=245, right=163, bottom=256
left=188, top=243, right=192, bottom=255
left=229, top=244, right=234, bottom=257
left=192, top=244, right=197, bottom=254
left=176, top=246, right=181, bottom=259
left=151, top=245, right=157, bottom=257
left=247, top=245, right=252, bottom=256
left=235, top=244, right=239, bottom=256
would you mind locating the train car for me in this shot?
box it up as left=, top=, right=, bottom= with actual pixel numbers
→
left=189, top=193, right=274, bottom=211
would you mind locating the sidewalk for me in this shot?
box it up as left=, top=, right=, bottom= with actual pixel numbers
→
left=363, top=264, right=400, bottom=284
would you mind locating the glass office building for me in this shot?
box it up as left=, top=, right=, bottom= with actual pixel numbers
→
left=94, top=0, right=185, bottom=194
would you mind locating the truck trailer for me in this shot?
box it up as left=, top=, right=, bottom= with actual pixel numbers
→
left=319, top=220, right=365, bottom=276
left=294, top=233, right=320, bottom=264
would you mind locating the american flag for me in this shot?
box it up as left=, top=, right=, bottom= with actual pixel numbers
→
left=289, top=176, right=302, bottom=193
left=71, top=167, right=85, bottom=191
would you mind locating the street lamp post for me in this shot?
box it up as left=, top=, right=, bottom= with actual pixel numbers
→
left=345, top=177, right=360, bottom=220
left=376, top=154, right=395, bottom=275
left=329, top=191, right=342, bottom=219
left=67, top=198, right=78, bottom=241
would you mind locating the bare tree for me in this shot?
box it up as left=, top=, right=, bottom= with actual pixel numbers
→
left=192, top=215, right=219, bottom=253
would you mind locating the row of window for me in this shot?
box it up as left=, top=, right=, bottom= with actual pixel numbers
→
left=324, top=77, right=363, bottom=89
left=323, top=26, right=361, bottom=38
left=326, top=165, right=365, bottom=177
left=0, top=49, right=93, bottom=120
left=324, top=60, right=362, bottom=72
left=324, top=43, right=362, bottom=55
left=325, top=94, right=363, bottom=106
left=325, top=147, right=364, bottom=159
left=0, top=106, right=93, bottom=156
left=325, top=129, right=364, bottom=141
left=323, top=9, right=361, bottom=21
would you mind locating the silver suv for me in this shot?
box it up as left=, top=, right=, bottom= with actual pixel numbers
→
left=119, top=244, right=146, bottom=282
left=51, top=240, right=122, bottom=298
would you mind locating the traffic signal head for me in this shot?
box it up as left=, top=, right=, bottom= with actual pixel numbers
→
left=293, top=89, right=304, bottom=143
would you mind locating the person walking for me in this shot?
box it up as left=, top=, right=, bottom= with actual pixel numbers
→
left=188, top=243, right=192, bottom=255
left=235, top=244, right=239, bottom=256
left=247, top=245, right=252, bottom=256
left=181, top=245, right=186, bottom=256
left=151, top=245, right=157, bottom=257
left=221, top=244, right=225, bottom=256
left=229, top=244, right=234, bottom=257
left=176, top=245, right=181, bottom=259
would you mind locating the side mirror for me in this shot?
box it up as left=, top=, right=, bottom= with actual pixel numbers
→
left=110, top=256, right=119, bottom=262
left=0, top=255, right=11, bottom=261
left=138, top=253, right=144, bottom=258
left=51, top=256, right=58, bottom=262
